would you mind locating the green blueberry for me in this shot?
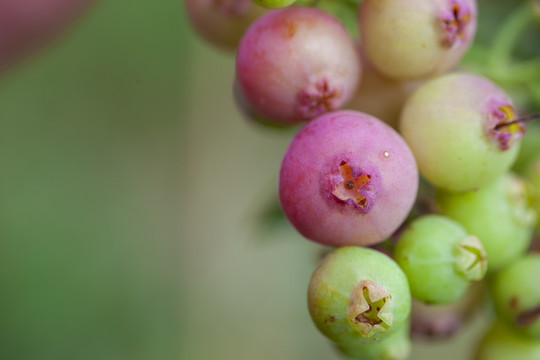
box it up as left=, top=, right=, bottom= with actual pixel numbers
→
left=437, top=174, right=536, bottom=272
left=394, top=215, right=487, bottom=304
left=490, top=254, right=540, bottom=340
left=525, top=159, right=540, bottom=231
left=308, top=247, right=411, bottom=346
left=335, top=321, right=411, bottom=360
left=476, top=320, right=540, bottom=360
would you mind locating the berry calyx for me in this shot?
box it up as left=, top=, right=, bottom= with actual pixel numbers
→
left=298, top=78, right=343, bottom=119
left=440, top=0, right=473, bottom=48
left=332, top=161, right=372, bottom=209
left=454, top=236, right=487, bottom=281
left=486, top=100, right=526, bottom=150
left=348, top=280, right=392, bottom=337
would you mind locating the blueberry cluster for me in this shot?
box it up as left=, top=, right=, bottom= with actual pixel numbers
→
left=186, top=0, right=540, bottom=359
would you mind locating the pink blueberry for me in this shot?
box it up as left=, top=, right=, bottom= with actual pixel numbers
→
left=279, top=110, right=418, bottom=246
left=236, top=6, right=361, bottom=125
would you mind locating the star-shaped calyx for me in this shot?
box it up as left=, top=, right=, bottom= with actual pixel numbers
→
left=439, top=0, right=472, bottom=48
left=347, top=280, right=392, bottom=338
left=298, top=78, right=343, bottom=119
left=486, top=100, right=526, bottom=151
left=454, top=236, right=487, bottom=281
left=332, top=161, right=371, bottom=208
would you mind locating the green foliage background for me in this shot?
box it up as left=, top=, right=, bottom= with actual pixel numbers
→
left=0, top=0, right=538, bottom=359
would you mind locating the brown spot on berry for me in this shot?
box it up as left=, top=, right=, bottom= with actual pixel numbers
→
left=516, top=305, right=540, bottom=328
left=509, top=296, right=519, bottom=310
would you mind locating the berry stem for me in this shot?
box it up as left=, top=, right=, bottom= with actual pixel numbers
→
left=494, top=112, right=540, bottom=130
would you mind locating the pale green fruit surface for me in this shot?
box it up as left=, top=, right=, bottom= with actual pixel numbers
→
left=490, top=254, right=540, bottom=340
left=308, top=247, right=411, bottom=346
left=476, top=320, right=540, bottom=360
left=437, top=174, right=536, bottom=271
left=400, top=73, right=521, bottom=192
left=394, top=215, right=486, bottom=304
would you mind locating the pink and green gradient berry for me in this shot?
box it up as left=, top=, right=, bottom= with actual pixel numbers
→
left=400, top=73, right=524, bottom=192
left=476, top=320, right=540, bottom=360
left=308, top=247, right=411, bottom=346
left=279, top=110, right=418, bottom=247
left=359, top=0, right=477, bottom=80
left=236, top=6, right=361, bottom=124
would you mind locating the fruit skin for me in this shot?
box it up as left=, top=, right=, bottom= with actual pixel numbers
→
left=185, top=0, right=266, bottom=50
left=525, top=159, right=540, bottom=231
left=513, top=123, right=540, bottom=175
left=279, top=110, right=418, bottom=247
left=437, top=174, right=536, bottom=272
left=335, top=321, right=411, bottom=360
left=252, top=0, right=296, bottom=8
left=475, top=320, right=540, bottom=360
left=490, top=254, right=540, bottom=340
left=359, top=0, right=477, bottom=80
left=308, top=247, right=411, bottom=346
left=0, top=0, right=93, bottom=73
left=394, top=215, right=487, bottom=304
left=400, top=72, right=522, bottom=192
left=236, top=6, right=361, bottom=124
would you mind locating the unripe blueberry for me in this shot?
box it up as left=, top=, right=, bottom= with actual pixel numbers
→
left=359, top=0, right=477, bottom=80
left=236, top=7, right=361, bottom=124
left=185, top=0, right=265, bottom=50
left=476, top=320, right=540, bottom=360
left=394, top=215, right=487, bottom=304
left=525, top=159, right=540, bottom=231
left=279, top=111, right=418, bottom=247
left=308, top=247, right=411, bottom=346
left=491, top=254, right=540, bottom=340
left=400, top=73, right=524, bottom=192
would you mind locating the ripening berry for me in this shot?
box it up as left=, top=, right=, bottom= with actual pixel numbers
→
left=400, top=73, right=524, bottom=192
left=308, top=247, right=411, bottom=346
left=185, top=0, right=266, bottom=49
left=279, top=110, right=418, bottom=246
left=491, top=254, right=540, bottom=340
left=359, top=0, right=477, bottom=80
left=236, top=7, right=361, bottom=124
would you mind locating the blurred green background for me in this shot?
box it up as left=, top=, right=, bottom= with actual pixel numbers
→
left=0, top=0, right=538, bottom=359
